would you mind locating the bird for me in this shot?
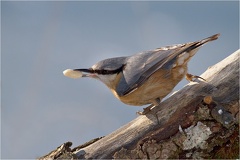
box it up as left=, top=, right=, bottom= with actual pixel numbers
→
left=63, top=34, right=220, bottom=114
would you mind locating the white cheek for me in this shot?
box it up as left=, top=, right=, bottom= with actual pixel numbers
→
left=97, top=74, right=117, bottom=86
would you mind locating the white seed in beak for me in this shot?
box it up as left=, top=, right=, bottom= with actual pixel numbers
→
left=63, top=69, right=83, bottom=79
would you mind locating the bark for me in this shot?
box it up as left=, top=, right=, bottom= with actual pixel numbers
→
left=39, top=50, right=239, bottom=159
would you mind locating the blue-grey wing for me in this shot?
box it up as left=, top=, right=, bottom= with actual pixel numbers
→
left=116, top=44, right=187, bottom=96
left=115, top=34, right=220, bottom=97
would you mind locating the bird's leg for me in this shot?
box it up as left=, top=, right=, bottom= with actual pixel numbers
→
left=137, top=104, right=154, bottom=115
left=152, top=98, right=161, bottom=106
left=186, top=73, right=206, bottom=82
left=137, top=98, right=161, bottom=115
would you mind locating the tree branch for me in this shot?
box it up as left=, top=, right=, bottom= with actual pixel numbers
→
left=39, top=50, right=239, bottom=159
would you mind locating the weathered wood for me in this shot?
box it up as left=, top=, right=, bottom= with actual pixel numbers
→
left=39, top=142, right=74, bottom=160
left=39, top=50, right=239, bottom=159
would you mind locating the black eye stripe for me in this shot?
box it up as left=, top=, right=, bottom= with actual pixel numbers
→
left=73, top=64, right=126, bottom=75
left=92, top=64, right=125, bottom=75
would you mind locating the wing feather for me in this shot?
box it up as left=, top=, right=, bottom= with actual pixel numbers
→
left=116, top=42, right=199, bottom=96
left=116, top=34, right=219, bottom=96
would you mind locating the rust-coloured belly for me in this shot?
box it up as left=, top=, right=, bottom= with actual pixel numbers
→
left=112, top=66, right=187, bottom=106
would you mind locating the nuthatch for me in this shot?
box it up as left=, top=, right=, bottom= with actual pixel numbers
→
left=63, top=34, right=219, bottom=114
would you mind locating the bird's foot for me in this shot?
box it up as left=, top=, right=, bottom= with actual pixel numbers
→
left=186, top=73, right=206, bottom=82
left=137, top=104, right=154, bottom=115
left=137, top=98, right=161, bottom=115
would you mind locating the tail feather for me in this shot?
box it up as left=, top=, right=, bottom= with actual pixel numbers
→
left=200, top=33, right=220, bottom=44
left=184, top=33, right=220, bottom=53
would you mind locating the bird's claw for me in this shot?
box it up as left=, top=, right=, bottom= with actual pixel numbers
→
left=186, top=73, right=206, bottom=82
left=137, top=105, right=153, bottom=115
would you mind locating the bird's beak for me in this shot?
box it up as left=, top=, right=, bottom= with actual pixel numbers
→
left=63, top=68, right=94, bottom=79
left=73, top=69, right=98, bottom=78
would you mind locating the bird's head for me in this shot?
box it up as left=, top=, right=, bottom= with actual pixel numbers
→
left=63, top=57, right=127, bottom=89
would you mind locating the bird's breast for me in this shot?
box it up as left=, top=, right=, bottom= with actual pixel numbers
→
left=111, top=66, right=187, bottom=106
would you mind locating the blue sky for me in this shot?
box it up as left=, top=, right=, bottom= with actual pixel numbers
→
left=1, top=1, right=239, bottom=158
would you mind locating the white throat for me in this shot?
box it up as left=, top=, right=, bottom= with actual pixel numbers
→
left=96, top=74, right=118, bottom=87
